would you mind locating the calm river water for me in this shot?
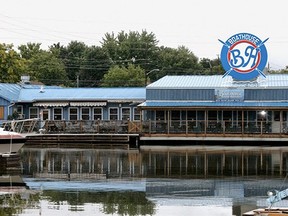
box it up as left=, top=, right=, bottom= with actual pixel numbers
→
left=2, top=145, right=288, bottom=216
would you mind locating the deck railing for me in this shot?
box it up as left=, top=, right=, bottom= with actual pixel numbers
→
left=141, top=119, right=288, bottom=135
left=2, top=119, right=288, bottom=136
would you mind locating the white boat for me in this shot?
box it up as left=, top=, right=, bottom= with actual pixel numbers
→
left=0, top=175, right=27, bottom=195
left=0, top=127, right=25, bottom=155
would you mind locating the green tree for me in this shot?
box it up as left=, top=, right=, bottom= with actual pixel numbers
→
left=18, top=43, right=68, bottom=85
left=0, top=43, right=27, bottom=83
left=101, top=30, right=159, bottom=71
left=49, top=42, right=66, bottom=58
left=101, top=64, right=145, bottom=87
left=62, top=41, right=87, bottom=86
left=28, top=51, right=68, bottom=86
left=80, top=45, right=111, bottom=87
left=18, top=43, right=42, bottom=59
left=269, top=65, right=288, bottom=74
left=154, top=46, right=202, bottom=81
left=199, top=57, right=224, bottom=75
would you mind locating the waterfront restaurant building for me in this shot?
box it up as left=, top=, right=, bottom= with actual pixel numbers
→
left=1, top=74, right=288, bottom=144
left=138, top=74, right=288, bottom=144
left=0, top=84, right=145, bottom=128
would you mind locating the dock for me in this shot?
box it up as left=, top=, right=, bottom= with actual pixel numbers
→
left=25, top=133, right=140, bottom=149
left=0, top=153, right=21, bottom=171
left=33, top=172, right=107, bottom=180
left=243, top=208, right=288, bottom=215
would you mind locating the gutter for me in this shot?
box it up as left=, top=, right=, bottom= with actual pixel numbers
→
left=7, top=102, right=15, bottom=116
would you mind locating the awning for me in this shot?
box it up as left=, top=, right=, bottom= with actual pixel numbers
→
left=70, top=102, right=107, bottom=107
left=33, top=102, right=69, bottom=107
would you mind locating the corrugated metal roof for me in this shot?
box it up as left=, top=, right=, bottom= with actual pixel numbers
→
left=0, top=84, right=21, bottom=102
left=18, top=87, right=146, bottom=102
left=147, top=74, right=288, bottom=89
left=139, top=101, right=288, bottom=107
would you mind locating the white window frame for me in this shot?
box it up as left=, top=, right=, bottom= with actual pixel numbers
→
left=69, top=107, right=79, bottom=120
left=109, top=107, right=119, bottom=120
left=15, top=105, right=24, bottom=118
left=133, top=107, right=141, bottom=121
left=29, top=107, right=39, bottom=119
left=93, top=107, right=103, bottom=120
left=81, top=107, right=90, bottom=120
left=16, top=105, right=23, bottom=114
left=53, top=107, right=63, bottom=120
left=121, top=107, right=131, bottom=120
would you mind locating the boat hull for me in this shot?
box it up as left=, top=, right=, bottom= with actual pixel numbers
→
left=0, top=128, right=26, bottom=154
left=0, top=142, right=25, bottom=155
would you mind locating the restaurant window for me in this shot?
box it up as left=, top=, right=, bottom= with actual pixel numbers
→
left=133, top=107, right=141, bottom=121
left=81, top=107, right=90, bottom=120
left=155, top=111, right=165, bottom=121
left=171, top=111, right=180, bottom=120
left=187, top=111, right=196, bottom=120
left=274, top=111, right=280, bottom=121
left=29, top=107, right=39, bottom=119
left=69, top=108, right=78, bottom=120
left=171, top=110, right=181, bottom=126
left=109, top=108, right=118, bottom=120
left=208, top=111, right=217, bottom=121
left=16, top=105, right=23, bottom=115
left=0, top=106, right=3, bottom=120
left=223, top=111, right=232, bottom=121
left=93, top=108, right=103, bottom=120
left=16, top=105, right=24, bottom=119
left=53, top=108, right=63, bottom=120
left=121, top=107, right=131, bottom=120
left=283, top=111, right=287, bottom=121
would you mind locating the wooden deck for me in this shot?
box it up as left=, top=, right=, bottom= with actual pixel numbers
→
left=25, top=133, right=140, bottom=149
left=140, top=132, right=288, bottom=142
left=4, top=119, right=288, bottom=146
left=34, top=172, right=107, bottom=180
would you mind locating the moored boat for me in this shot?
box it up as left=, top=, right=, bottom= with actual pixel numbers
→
left=0, top=127, right=25, bottom=155
left=243, top=208, right=288, bottom=215
left=243, top=187, right=288, bottom=215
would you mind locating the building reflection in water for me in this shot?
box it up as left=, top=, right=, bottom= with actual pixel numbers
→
left=9, top=145, right=288, bottom=216
left=20, top=146, right=288, bottom=178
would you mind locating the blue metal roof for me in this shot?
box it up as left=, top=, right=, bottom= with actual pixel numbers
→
left=139, top=101, right=288, bottom=108
left=18, top=87, right=146, bottom=102
left=147, top=74, right=288, bottom=89
left=0, top=84, right=21, bottom=102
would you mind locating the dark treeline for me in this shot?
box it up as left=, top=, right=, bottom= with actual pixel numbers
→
left=0, top=30, right=230, bottom=87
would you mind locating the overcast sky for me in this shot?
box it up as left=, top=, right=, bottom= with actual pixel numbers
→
left=1, top=0, right=287, bottom=70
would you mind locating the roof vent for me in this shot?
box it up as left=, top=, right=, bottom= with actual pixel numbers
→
left=40, top=85, right=45, bottom=93
left=20, top=75, right=30, bottom=84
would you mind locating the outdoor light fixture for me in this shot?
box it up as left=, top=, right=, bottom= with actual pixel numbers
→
left=260, top=110, right=267, bottom=116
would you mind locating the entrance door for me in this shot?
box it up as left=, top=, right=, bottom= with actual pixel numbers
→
left=42, top=109, right=50, bottom=121
left=272, top=111, right=281, bottom=133
left=41, top=109, right=50, bottom=128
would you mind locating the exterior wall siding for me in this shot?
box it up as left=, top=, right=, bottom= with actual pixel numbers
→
left=245, top=89, right=288, bottom=101
left=0, top=98, right=12, bottom=122
left=20, top=102, right=138, bottom=121
left=146, top=89, right=215, bottom=101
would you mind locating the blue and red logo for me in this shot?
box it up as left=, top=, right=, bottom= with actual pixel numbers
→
left=219, top=33, right=268, bottom=81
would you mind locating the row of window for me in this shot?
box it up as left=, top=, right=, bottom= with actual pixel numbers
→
left=28, top=107, right=141, bottom=121
left=155, top=110, right=288, bottom=123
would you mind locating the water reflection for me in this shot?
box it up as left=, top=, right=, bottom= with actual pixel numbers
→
left=1, top=146, right=288, bottom=216
left=20, top=146, right=288, bottom=178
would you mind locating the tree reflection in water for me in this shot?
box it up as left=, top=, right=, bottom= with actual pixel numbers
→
left=0, top=190, right=41, bottom=215
left=2, top=146, right=288, bottom=216
left=42, top=190, right=155, bottom=215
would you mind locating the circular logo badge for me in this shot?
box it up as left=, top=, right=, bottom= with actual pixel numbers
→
left=219, top=33, right=268, bottom=81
